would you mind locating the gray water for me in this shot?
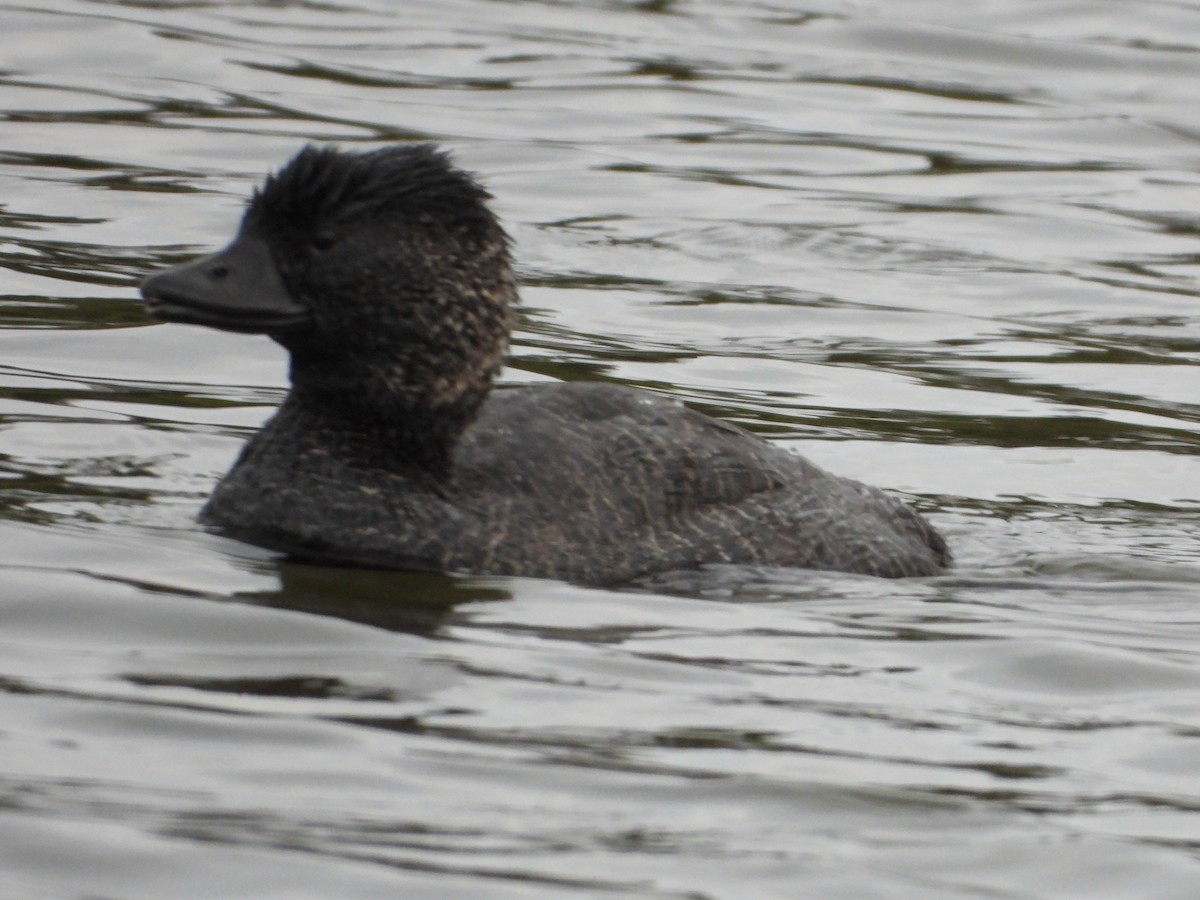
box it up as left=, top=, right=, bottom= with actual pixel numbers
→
left=2, top=1, right=1200, bottom=897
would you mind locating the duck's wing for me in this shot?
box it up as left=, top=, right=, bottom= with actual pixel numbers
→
left=455, top=383, right=947, bottom=582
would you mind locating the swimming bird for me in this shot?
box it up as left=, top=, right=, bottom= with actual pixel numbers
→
left=141, top=144, right=949, bottom=584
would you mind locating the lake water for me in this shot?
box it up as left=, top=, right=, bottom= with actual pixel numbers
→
left=2, top=1, right=1200, bottom=897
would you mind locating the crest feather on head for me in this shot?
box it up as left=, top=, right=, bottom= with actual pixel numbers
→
left=248, top=143, right=495, bottom=230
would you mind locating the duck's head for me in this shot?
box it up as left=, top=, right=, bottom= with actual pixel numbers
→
left=142, top=144, right=516, bottom=468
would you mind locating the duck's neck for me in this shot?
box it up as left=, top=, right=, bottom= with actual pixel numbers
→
left=284, top=353, right=491, bottom=483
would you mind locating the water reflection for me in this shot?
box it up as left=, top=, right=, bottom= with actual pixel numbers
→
left=241, top=563, right=512, bottom=637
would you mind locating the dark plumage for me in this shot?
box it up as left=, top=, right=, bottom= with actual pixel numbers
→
left=142, top=144, right=949, bottom=584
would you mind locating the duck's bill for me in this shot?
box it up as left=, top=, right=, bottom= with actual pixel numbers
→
left=141, top=230, right=310, bottom=334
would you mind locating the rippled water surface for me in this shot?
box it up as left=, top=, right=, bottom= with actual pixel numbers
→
left=3, top=1, right=1200, bottom=897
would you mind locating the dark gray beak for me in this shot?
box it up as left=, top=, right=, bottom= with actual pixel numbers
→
left=142, top=230, right=309, bottom=334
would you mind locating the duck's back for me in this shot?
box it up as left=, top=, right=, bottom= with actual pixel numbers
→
left=448, top=382, right=948, bottom=582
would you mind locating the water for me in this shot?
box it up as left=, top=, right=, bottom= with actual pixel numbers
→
left=2, top=0, right=1200, bottom=897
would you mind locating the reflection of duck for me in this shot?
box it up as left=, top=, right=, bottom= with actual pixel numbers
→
left=249, top=563, right=506, bottom=637
left=142, top=144, right=949, bottom=584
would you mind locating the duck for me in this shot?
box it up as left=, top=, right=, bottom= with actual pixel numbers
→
left=141, top=144, right=949, bottom=585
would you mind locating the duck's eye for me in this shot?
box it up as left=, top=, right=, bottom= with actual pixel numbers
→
left=310, top=230, right=336, bottom=252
